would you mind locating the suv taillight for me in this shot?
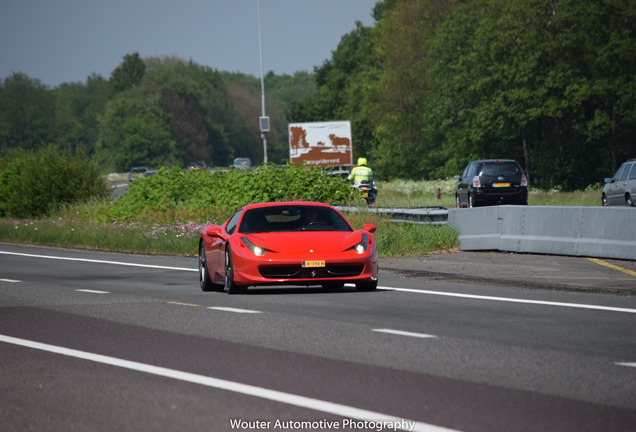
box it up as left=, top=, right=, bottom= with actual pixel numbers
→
left=521, top=175, right=527, bottom=187
left=472, top=176, right=481, bottom=187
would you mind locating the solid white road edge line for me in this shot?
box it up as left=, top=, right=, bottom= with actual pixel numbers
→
left=0, top=334, right=460, bottom=432
left=0, top=278, right=21, bottom=283
left=0, top=251, right=197, bottom=272
left=76, top=289, right=110, bottom=294
left=373, top=329, right=437, bottom=339
left=207, top=306, right=262, bottom=314
left=380, top=286, right=636, bottom=314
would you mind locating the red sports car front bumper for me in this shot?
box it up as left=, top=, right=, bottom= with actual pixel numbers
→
left=231, top=247, right=378, bottom=287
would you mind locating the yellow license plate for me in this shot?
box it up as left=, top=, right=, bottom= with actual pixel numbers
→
left=493, top=182, right=510, bottom=187
left=302, top=260, right=325, bottom=268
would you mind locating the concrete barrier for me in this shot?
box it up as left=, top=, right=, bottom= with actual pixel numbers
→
left=448, top=206, right=636, bottom=260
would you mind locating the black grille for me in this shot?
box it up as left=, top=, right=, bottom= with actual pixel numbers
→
left=326, top=265, right=363, bottom=277
left=258, top=264, right=363, bottom=279
left=259, top=266, right=301, bottom=278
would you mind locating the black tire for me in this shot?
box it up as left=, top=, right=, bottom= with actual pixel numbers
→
left=468, top=194, right=475, bottom=208
left=356, top=280, right=377, bottom=292
left=601, top=193, right=608, bottom=206
left=225, top=247, right=247, bottom=294
left=626, top=193, right=633, bottom=207
left=199, top=243, right=215, bottom=292
left=456, top=194, right=462, bottom=208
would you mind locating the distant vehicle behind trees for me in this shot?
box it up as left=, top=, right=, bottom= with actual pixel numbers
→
left=128, top=167, right=154, bottom=182
left=233, top=158, right=252, bottom=170
left=186, top=161, right=207, bottom=170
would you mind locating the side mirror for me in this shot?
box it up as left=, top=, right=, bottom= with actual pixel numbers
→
left=604, top=177, right=613, bottom=183
left=454, top=175, right=461, bottom=180
left=363, top=224, right=377, bottom=233
left=205, top=227, right=223, bottom=238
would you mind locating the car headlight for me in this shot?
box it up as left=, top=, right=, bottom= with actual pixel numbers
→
left=241, top=237, right=266, bottom=256
left=354, top=233, right=368, bottom=254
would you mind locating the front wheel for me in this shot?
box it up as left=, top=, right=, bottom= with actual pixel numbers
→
left=601, top=193, right=608, bottom=206
left=225, top=247, right=247, bottom=294
left=199, top=243, right=214, bottom=292
left=627, top=193, right=634, bottom=207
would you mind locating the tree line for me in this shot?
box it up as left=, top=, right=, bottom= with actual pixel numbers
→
left=291, top=0, right=636, bottom=190
left=0, top=53, right=315, bottom=172
left=1, top=0, right=635, bottom=191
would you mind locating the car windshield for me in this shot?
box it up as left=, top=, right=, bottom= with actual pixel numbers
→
left=478, top=162, right=521, bottom=177
left=239, top=205, right=352, bottom=233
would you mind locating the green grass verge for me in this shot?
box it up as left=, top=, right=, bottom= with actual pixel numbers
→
left=0, top=178, right=603, bottom=257
left=378, top=179, right=603, bottom=207
left=0, top=213, right=457, bottom=257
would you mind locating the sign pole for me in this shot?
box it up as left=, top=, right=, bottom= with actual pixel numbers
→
left=257, top=0, right=268, bottom=164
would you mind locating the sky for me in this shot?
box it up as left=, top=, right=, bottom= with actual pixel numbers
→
left=0, top=0, right=378, bottom=88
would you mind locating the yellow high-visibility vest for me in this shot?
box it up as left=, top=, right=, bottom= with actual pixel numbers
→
left=349, top=166, right=373, bottom=183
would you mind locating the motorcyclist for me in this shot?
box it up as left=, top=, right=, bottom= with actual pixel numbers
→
left=348, top=157, right=374, bottom=185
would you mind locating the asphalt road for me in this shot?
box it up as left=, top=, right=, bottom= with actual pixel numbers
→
left=1, top=243, right=636, bottom=432
left=111, top=181, right=128, bottom=200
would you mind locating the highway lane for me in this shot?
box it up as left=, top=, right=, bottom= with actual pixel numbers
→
left=1, top=244, right=636, bottom=432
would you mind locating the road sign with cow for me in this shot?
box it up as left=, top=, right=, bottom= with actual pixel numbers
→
left=288, top=121, right=353, bottom=167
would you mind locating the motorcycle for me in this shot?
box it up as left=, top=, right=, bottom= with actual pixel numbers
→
left=354, top=179, right=377, bottom=205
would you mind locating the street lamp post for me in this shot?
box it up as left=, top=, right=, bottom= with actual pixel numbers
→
left=257, top=0, right=268, bottom=164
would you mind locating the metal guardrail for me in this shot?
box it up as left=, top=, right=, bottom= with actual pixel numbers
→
left=335, top=206, right=449, bottom=225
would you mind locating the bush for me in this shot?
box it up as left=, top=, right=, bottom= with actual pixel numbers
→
left=95, top=163, right=357, bottom=222
left=0, top=145, right=108, bottom=218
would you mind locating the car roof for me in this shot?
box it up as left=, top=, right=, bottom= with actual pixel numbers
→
left=471, top=159, right=519, bottom=164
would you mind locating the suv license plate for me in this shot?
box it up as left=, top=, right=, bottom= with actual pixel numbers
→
left=493, top=182, right=510, bottom=187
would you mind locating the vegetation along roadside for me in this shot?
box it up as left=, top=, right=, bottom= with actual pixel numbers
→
left=0, top=152, right=457, bottom=257
left=0, top=147, right=602, bottom=257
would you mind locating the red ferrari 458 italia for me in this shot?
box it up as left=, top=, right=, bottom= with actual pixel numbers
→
left=198, top=202, right=378, bottom=294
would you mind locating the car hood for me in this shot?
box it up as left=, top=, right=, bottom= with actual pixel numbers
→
left=245, top=231, right=365, bottom=254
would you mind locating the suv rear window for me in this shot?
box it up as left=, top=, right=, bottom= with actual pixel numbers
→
left=477, top=162, right=521, bottom=177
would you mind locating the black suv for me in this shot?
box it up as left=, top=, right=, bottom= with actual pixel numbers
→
left=455, top=159, right=528, bottom=208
